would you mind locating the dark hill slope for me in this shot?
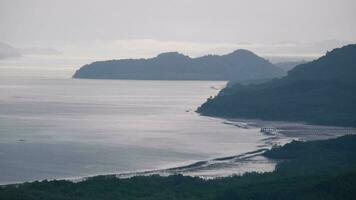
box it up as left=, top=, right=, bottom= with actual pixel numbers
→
left=197, top=44, right=356, bottom=127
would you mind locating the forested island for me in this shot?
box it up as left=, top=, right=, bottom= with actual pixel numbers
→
left=198, top=44, right=356, bottom=127
left=1, top=134, right=356, bottom=199
left=73, top=50, right=285, bottom=82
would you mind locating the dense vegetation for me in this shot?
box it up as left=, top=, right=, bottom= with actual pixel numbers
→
left=73, top=49, right=284, bottom=81
left=1, top=134, right=356, bottom=200
left=198, top=44, right=356, bottom=127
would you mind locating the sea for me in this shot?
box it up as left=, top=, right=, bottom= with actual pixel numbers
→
left=0, top=55, right=291, bottom=184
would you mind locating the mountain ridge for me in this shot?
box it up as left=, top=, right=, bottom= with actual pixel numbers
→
left=73, top=49, right=285, bottom=81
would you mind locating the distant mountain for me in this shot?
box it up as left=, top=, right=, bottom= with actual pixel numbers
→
left=73, top=50, right=285, bottom=81
left=197, top=44, right=356, bottom=127
left=274, top=60, right=307, bottom=72
left=0, top=42, right=21, bottom=59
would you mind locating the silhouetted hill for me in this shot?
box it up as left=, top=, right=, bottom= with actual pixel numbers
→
left=287, top=44, right=356, bottom=84
left=73, top=50, right=285, bottom=81
left=198, top=44, right=356, bottom=127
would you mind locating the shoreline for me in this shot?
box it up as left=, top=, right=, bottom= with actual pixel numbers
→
left=0, top=147, right=274, bottom=186
left=3, top=134, right=355, bottom=199
left=226, top=117, right=356, bottom=141
left=2, top=117, right=355, bottom=186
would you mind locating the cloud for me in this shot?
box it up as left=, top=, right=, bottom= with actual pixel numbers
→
left=19, top=46, right=62, bottom=56
left=3, top=39, right=353, bottom=62
left=0, top=42, right=62, bottom=60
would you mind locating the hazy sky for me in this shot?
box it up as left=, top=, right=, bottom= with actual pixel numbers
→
left=1, top=0, right=356, bottom=59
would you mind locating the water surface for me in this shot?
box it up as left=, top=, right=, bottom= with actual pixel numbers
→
left=0, top=56, right=281, bottom=184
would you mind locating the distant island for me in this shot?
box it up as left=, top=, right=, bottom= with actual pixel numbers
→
left=198, top=44, right=356, bottom=127
left=73, top=50, right=285, bottom=82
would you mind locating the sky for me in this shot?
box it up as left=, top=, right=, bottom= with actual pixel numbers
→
left=1, top=0, right=356, bottom=60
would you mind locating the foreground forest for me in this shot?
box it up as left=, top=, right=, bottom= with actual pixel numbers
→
left=1, top=134, right=356, bottom=200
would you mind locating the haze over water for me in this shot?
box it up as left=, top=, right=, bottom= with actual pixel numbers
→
left=0, top=57, right=283, bottom=184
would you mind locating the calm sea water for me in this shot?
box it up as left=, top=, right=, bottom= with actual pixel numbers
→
left=0, top=56, right=282, bottom=184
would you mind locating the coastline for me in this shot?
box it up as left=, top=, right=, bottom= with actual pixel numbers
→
left=2, top=117, right=355, bottom=186
left=226, top=118, right=356, bottom=141
left=109, top=117, right=356, bottom=179
left=3, top=134, right=356, bottom=199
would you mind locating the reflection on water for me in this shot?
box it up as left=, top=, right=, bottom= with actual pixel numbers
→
left=0, top=58, right=286, bottom=184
